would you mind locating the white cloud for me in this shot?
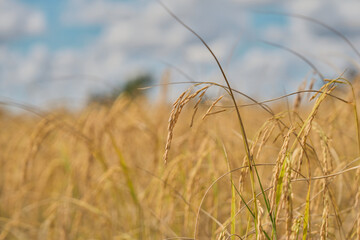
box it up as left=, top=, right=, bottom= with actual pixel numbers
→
left=185, top=44, right=213, bottom=64
left=26, top=11, right=46, bottom=35
left=2, top=0, right=360, bottom=109
left=256, top=0, right=360, bottom=80
left=0, top=0, right=46, bottom=40
left=62, top=0, right=137, bottom=25
left=228, top=49, right=289, bottom=94
left=64, top=0, right=250, bottom=60
left=16, top=45, right=49, bottom=84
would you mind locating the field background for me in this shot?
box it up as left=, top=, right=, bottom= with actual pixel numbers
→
left=2, top=1, right=360, bottom=239
left=1, top=75, right=360, bottom=239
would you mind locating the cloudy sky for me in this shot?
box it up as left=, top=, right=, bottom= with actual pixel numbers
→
left=1, top=0, right=360, bottom=109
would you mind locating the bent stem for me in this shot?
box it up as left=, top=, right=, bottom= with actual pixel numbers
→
left=158, top=2, right=280, bottom=238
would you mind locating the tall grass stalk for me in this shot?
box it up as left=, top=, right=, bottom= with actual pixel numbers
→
left=157, top=3, right=280, bottom=238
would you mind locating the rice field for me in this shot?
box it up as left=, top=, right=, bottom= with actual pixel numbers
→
left=1, top=71, right=360, bottom=240
left=2, top=4, right=360, bottom=240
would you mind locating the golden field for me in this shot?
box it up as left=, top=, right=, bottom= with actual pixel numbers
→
left=1, top=75, right=360, bottom=240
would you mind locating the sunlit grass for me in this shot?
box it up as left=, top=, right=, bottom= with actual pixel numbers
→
left=0, top=76, right=360, bottom=239
left=1, top=3, right=360, bottom=239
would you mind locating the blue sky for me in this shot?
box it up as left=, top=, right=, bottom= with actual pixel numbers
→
left=9, top=1, right=101, bottom=52
left=1, top=0, right=360, bottom=109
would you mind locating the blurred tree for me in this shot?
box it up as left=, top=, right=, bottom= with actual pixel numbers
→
left=345, top=67, right=358, bottom=81
left=122, top=73, right=153, bottom=97
left=88, top=73, right=153, bottom=105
